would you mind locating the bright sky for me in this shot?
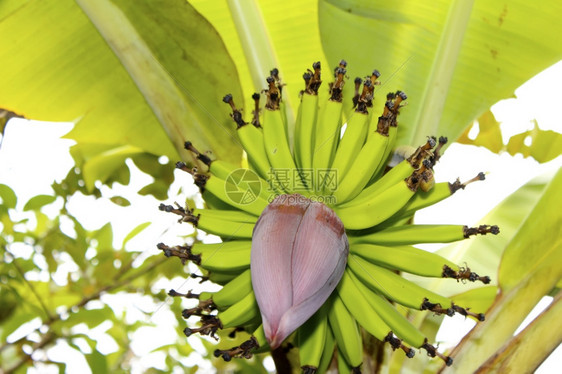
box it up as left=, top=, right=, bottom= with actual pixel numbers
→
left=1, top=61, right=561, bottom=373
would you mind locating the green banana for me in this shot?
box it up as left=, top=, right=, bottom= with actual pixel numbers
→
left=327, top=293, right=363, bottom=368
left=219, top=290, right=260, bottom=329
left=191, top=208, right=258, bottom=224
left=328, top=111, right=370, bottom=187
left=294, top=91, right=319, bottom=172
left=348, top=254, right=452, bottom=311
left=369, top=91, right=407, bottom=181
left=343, top=137, right=436, bottom=208
left=190, top=241, right=251, bottom=273
left=299, top=304, right=329, bottom=372
left=347, top=271, right=426, bottom=349
left=223, top=93, right=273, bottom=181
left=317, top=327, right=335, bottom=374
left=355, top=224, right=500, bottom=246
left=206, top=271, right=237, bottom=285
left=334, top=166, right=425, bottom=230
left=337, top=270, right=416, bottom=358
left=158, top=204, right=256, bottom=239
left=337, top=271, right=393, bottom=343
left=213, top=323, right=269, bottom=361
left=209, top=269, right=252, bottom=311
left=337, top=350, right=355, bottom=374
left=192, top=213, right=255, bottom=239
left=312, top=99, right=344, bottom=191
left=194, top=172, right=268, bottom=216
left=392, top=172, right=486, bottom=221
left=252, top=324, right=270, bottom=354
left=348, top=243, right=458, bottom=278
left=332, top=127, right=389, bottom=203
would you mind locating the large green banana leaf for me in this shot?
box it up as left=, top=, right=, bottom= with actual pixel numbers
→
left=1, top=0, right=561, bottom=371
left=0, top=0, right=244, bottom=166
left=2, top=0, right=561, bottom=167
left=443, top=168, right=562, bottom=373
left=318, top=0, right=562, bottom=147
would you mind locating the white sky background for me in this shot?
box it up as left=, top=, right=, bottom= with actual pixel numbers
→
left=1, top=61, right=561, bottom=373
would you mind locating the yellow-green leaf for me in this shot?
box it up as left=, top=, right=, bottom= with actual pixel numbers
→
left=506, top=121, right=562, bottom=162
left=443, top=168, right=562, bottom=373
left=318, top=0, right=562, bottom=148
left=0, top=0, right=243, bottom=165
left=459, top=113, right=562, bottom=163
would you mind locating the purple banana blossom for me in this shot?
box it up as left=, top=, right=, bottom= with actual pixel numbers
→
left=251, top=194, right=349, bottom=349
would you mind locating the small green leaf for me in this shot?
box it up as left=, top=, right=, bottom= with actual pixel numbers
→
left=86, top=350, right=109, bottom=373
left=0, top=184, right=17, bottom=209
left=65, top=307, right=114, bottom=329
left=457, top=111, right=504, bottom=153
left=122, top=222, right=151, bottom=247
left=23, top=194, right=57, bottom=211
left=93, top=223, right=114, bottom=253
left=506, top=121, right=562, bottom=163
left=137, top=180, right=170, bottom=200
left=0, top=311, right=38, bottom=341
left=458, top=113, right=562, bottom=163
left=82, top=145, right=142, bottom=192
left=109, top=196, right=131, bottom=207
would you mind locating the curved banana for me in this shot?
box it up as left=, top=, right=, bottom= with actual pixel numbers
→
left=191, top=241, right=251, bottom=273
left=192, top=208, right=258, bottom=224
left=334, top=172, right=420, bottom=230
left=317, top=327, right=335, bottom=374
left=347, top=271, right=426, bottom=349
left=332, top=126, right=389, bottom=203
left=195, top=173, right=268, bottom=216
left=348, top=255, right=452, bottom=311
left=349, top=243, right=458, bottom=278
left=207, top=271, right=237, bottom=286
left=295, top=92, right=319, bottom=172
left=298, top=304, right=329, bottom=372
left=394, top=172, right=486, bottom=221
left=337, top=270, right=416, bottom=359
left=213, top=323, right=269, bottom=361
left=219, top=290, right=260, bottom=329
left=210, top=269, right=252, bottom=311
left=327, top=293, right=363, bottom=368
left=337, top=270, right=392, bottom=343
left=337, top=351, right=355, bottom=374
left=355, top=224, right=499, bottom=246
left=312, top=99, right=344, bottom=190
left=237, top=124, right=273, bottom=181
left=192, top=213, right=255, bottom=239
left=369, top=91, right=407, bottom=181
left=222, top=93, right=273, bottom=182
left=158, top=203, right=256, bottom=239
left=328, top=111, right=370, bottom=186
left=342, top=137, right=436, bottom=208
left=261, top=76, right=301, bottom=193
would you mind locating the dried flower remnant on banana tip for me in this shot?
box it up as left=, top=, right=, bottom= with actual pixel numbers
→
left=157, top=60, right=499, bottom=369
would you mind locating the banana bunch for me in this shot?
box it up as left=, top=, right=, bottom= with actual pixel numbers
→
left=158, top=61, right=498, bottom=372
